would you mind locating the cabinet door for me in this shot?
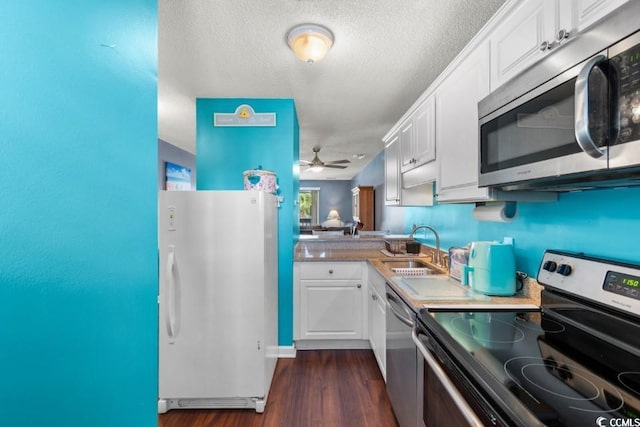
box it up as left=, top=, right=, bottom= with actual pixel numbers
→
left=413, top=95, right=436, bottom=169
left=399, top=119, right=415, bottom=173
left=436, top=42, right=491, bottom=203
left=567, top=0, right=629, bottom=32
left=384, top=134, right=401, bottom=205
left=372, top=289, right=386, bottom=380
left=368, top=262, right=388, bottom=378
left=299, top=279, right=363, bottom=340
left=368, top=287, right=377, bottom=350
left=489, top=0, right=556, bottom=91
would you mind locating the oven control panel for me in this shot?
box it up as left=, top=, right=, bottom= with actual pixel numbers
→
left=538, top=250, right=640, bottom=316
left=603, top=270, right=640, bottom=300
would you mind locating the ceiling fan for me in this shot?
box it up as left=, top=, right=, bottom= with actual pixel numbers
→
left=300, top=147, right=351, bottom=172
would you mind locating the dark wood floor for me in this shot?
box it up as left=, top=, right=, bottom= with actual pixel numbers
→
left=159, top=349, right=399, bottom=427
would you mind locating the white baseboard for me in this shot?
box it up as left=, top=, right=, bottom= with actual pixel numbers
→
left=278, top=345, right=297, bottom=358
left=294, top=339, right=371, bottom=350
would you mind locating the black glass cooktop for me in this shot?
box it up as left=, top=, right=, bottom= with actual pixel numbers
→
left=418, top=295, right=640, bottom=426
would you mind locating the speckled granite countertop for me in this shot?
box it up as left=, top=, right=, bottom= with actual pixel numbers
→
left=295, top=238, right=541, bottom=311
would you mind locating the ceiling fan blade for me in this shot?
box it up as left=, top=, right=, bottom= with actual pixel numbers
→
left=299, top=160, right=312, bottom=164
left=324, top=164, right=348, bottom=169
left=326, top=159, right=351, bottom=164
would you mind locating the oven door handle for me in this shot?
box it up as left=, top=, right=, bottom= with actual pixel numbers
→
left=574, top=54, right=608, bottom=159
left=412, top=330, right=484, bottom=427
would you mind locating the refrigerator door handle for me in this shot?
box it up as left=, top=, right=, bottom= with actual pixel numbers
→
left=166, top=245, right=177, bottom=343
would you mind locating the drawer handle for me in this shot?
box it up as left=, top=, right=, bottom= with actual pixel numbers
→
left=328, top=269, right=334, bottom=274
left=357, top=283, right=362, bottom=289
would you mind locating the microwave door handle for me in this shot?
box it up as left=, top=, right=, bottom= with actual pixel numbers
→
left=574, top=54, right=608, bottom=158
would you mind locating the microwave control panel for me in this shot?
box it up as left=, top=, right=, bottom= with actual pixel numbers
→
left=611, top=34, right=640, bottom=143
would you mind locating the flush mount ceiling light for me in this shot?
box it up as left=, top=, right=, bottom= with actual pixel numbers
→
left=287, top=24, right=334, bottom=64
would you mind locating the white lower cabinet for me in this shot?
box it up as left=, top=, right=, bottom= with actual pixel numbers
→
left=294, top=262, right=368, bottom=345
left=367, top=264, right=387, bottom=380
left=299, top=279, right=363, bottom=340
left=294, top=261, right=389, bottom=378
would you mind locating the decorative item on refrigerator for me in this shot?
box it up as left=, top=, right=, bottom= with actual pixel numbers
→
left=243, top=165, right=278, bottom=194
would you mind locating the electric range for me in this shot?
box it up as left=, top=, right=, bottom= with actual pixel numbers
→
left=415, top=250, right=640, bottom=426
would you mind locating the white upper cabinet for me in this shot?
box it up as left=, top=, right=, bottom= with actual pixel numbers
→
left=491, top=0, right=630, bottom=91
left=399, top=119, right=415, bottom=172
left=385, top=128, right=435, bottom=206
left=400, top=96, right=436, bottom=174
left=383, top=0, right=630, bottom=204
left=384, top=133, right=401, bottom=206
left=490, top=0, right=557, bottom=91
left=436, top=42, right=491, bottom=203
left=565, top=0, right=629, bottom=32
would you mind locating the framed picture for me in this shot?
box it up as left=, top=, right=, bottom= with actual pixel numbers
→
left=165, top=161, right=192, bottom=191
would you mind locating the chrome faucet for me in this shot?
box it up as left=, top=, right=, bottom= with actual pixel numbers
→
left=409, top=225, right=442, bottom=267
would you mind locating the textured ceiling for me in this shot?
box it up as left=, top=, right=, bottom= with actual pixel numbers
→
left=158, top=0, right=506, bottom=180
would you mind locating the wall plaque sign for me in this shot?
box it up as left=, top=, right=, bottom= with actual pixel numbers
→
left=213, top=104, right=276, bottom=127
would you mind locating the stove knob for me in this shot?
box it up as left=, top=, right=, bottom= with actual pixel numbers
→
left=543, top=261, right=557, bottom=272
left=557, top=264, right=573, bottom=276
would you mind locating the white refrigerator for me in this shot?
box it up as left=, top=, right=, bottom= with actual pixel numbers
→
left=157, top=190, right=278, bottom=413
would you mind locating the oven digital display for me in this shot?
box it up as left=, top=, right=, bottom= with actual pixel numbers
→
left=603, top=271, right=640, bottom=300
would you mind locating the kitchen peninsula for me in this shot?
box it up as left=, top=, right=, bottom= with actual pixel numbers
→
left=295, top=235, right=541, bottom=308
left=293, top=234, right=541, bottom=394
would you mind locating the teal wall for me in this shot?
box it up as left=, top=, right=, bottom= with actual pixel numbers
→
left=0, top=2, right=158, bottom=426
left=196, top=98, right=299, bottom=346
left=354, top=152, right=640, bottom=277
left=404, top=188, right=640, bottom=275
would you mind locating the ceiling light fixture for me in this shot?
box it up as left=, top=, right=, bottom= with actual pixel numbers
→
left=287, top=24, right=334, bottom=64
left=309, top=164, right=324, bottom=173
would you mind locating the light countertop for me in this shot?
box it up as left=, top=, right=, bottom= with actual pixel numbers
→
left=295, top=240, right=541, bottom=311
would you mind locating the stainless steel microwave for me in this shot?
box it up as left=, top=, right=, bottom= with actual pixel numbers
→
left=478, top=16, right=640, bottom=191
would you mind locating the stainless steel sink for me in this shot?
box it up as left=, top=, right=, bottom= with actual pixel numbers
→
left=381, top=260, right=431, bottom=269
left=381, top=259, right=440, bottom=276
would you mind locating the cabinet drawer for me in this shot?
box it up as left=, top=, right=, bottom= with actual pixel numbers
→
left=299, top=262, right=362, bottom=280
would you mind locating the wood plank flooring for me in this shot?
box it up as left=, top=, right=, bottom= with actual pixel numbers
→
left=159, top=349, right=399, bottom=427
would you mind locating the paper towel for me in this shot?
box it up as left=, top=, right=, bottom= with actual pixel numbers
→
left=472, top=202, right=517, bottom=222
